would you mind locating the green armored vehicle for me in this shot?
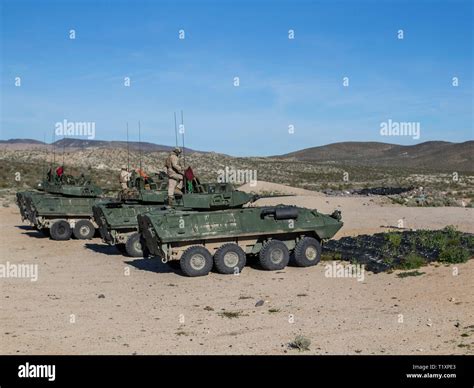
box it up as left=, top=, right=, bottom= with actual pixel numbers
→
left=92, top=171, right=170, bottom=257
left=137, top=205, right=343, bottom=277
left=93, top=171, right=256, bottom=257
left=20, top=172, right=110, bottom=240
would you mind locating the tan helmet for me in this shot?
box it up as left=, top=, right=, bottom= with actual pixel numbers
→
left=173, top=147, right=182, bottom=155
left=121, top=165, right=127, bottom=170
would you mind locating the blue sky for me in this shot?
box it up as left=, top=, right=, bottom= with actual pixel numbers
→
left=0, top=0, right=472, bottom=156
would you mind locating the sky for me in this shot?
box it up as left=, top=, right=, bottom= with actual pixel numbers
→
left=0, top=0, right=472, bottom=156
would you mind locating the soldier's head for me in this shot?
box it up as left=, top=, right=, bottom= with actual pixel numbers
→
left=121, top=165, right=127, bottom=170
left=173, top=147, right=182, bottom=155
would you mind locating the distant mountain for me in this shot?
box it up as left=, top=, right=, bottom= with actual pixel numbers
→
left=0, top=138, right=45, bottom=144
left=277, top=141, right=474, bottom=171
left=1, top=138, right=472, bottom=171
left=0, top=138, right=198, bottom=153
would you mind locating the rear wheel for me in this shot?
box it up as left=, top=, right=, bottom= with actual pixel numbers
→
left=293, top=237, right=321, bottom=267
left=50, top=220, right=72, bottom=241
left=73, top=220, right=95, bottom=240
left=125, top=232, right=143, bottom=257
left=213, top=243, right=246, bottom=274
left=180, top=246, right=213, bottom=277
left=259, top=239, right=290, bottom=271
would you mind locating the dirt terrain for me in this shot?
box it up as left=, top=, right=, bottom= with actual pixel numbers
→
left=1, top=191, right=473, bottom=355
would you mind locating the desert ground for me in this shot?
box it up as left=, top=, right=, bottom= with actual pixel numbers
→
left=1, top=185, right=473, bottom=355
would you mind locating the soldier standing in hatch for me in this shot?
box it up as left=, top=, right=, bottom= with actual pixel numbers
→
left=119, top=166, right=131, bottom=190
left=165, top=147, right=184, bottom=205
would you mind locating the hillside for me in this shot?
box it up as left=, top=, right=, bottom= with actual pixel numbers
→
left=278, top=141, right=474, bottom=172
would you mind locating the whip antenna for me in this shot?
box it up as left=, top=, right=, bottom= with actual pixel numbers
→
left=52, top=130, right=56, bottom=166
left=181, top=110, right=186, bottom=167
left=174, top=112, right=178, bottom=148
left=126, top=122, right=130, bottom=171
left=138, top=120, right=142, bottom=171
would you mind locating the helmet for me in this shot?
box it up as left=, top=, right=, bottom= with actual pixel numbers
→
left=173, top=147, right=182, bottom=155
left=121, top=165, right=127, bottom=170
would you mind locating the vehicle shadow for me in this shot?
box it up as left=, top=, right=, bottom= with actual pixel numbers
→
left=16, top=225, right=49, bottom=239
left=124, top=258, right=181, bottom=275
left=84, top=243, right=122, bottom=256
left=15, top=225, right=35, bottom=231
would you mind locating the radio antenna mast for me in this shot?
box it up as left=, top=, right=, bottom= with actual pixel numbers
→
left=52, top=130, right=56, bottom=166
left=62, top=136, right=66, bottom=166
left=43, top=132, right=46, bottom=176
left=138, top=120, right=142, bottom=171
left=126, top=122, right=130, bottom=171
left=174, top=112, right=178, bottom=147
left=181, top=110, right=186, bottom=168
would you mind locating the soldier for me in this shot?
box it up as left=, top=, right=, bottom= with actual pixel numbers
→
left=165, top=147, right=184, bottom=205
left=119, top=166, right=131, bottom=190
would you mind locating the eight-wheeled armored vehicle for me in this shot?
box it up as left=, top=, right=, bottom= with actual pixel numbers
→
left=137, top=205, right=343, bottom=277
left=19, top=173, right=110, bottom=240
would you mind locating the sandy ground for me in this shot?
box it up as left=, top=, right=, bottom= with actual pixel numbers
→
left=1, top=192, right=473, bottom=355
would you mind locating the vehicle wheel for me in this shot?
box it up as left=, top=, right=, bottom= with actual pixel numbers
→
left=213, top=243, right=246, bottom=274
left=73, top=220, right=95, bottom=240
left=259, top=239, right=290, bottom=271
left=180, top=246, right=213, bottom=277
left=50, top=220, right=72, bottom=241
left=125, top=232, right=143, bottom=257
left=115, top=244, right=127, bottom=255
left=293, top=237, right=321, bottom=267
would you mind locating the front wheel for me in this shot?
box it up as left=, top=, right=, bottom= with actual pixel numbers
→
left=293, top=237, right=321, bottom=267
left=180, top=246, right=213, bottom=277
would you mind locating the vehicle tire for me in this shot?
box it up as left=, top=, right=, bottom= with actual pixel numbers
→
left=180, top=246, right=213, bottom=277
left=115, top=244, right=127, bottom=255
left=259, top=239, right=290, bottom=271
left=50, top=220, right=72, bottom=241
left=293, top=237, right=321, bottom=267
left=213, top=243, right=246, bottom=274
left=73, top=220, right=95, bottom=240
left=125, top=232, right=143, bottom=257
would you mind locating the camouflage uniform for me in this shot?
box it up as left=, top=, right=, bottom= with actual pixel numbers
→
left=119, top=167, right=131, bottom=190
left=165, top=148, right=184, bottom=204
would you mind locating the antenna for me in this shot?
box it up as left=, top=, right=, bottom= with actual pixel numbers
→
left=126, top=122, right=130, bottom=171
left=181, top=110, right=186, bottom=168
left=138, top=120, right=142, bottom=171
left=62, top=136, right=66, bottom=166
left=52, top=130, right=56, bottom=166
left=43, top=132, right=46, bottom=177
left=174, top=112, right=178, bottom=147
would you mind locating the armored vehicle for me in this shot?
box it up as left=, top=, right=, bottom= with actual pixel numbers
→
left=137, top=205, right=343, bottom=277
left=93, top=171, right=257, bottom=257
left=20, top=173, right=110, bottom=240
